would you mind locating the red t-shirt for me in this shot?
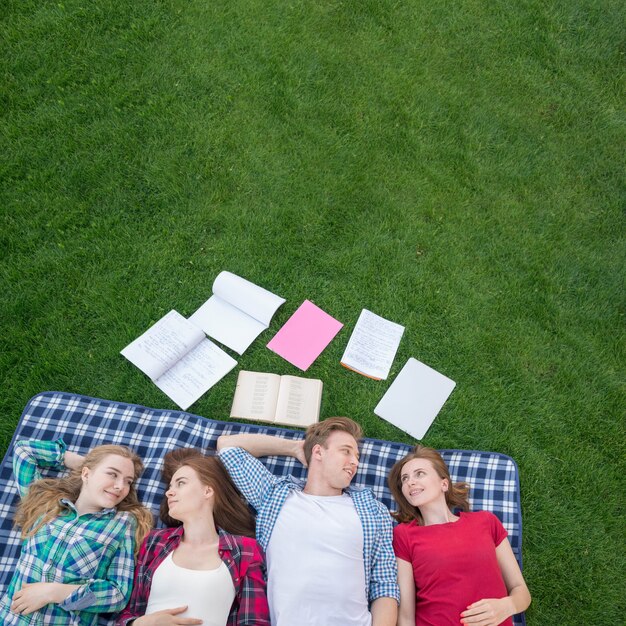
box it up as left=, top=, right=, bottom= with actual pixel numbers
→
left=393, top=510, right=512, bottom=626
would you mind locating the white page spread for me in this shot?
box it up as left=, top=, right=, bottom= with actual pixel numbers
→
left=213, top=272, right=285, bottom=326
left=274, top=375, right=323, bottom=427
left=341, top=309, right=405, bottom=380
left=230, top=371, right=322, bottom=427
left=374, top=358, right=456, bottom=440
left=230, top=371, right=282, bottom=421
left=121, top=310, right=205, bottom=380
left=155, top=338, right=237, bottom=411
left=189, top=271, right=285, bottom=354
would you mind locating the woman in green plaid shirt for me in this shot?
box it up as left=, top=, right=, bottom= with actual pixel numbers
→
left=0, top=438, right=153, bottom=625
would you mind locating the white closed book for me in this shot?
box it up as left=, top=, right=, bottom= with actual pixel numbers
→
left=374, top=357, right=456, bottom=440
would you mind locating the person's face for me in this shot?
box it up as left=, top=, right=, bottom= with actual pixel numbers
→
left=165, top=466, right=213, bottom=521
left=399, top=458, right=448, bottom=509
left=316, top=431, right=360, bottom=491
left=80, top=454, right=135, bottom=512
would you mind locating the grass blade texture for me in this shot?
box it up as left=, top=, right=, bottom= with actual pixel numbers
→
left=1, top=0, right=624, bottom=623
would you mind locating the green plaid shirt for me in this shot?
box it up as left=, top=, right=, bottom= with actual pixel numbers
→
left=0, top=439, right=137, bottom=626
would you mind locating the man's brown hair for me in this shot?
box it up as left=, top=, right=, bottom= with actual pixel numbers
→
left=303, top=417, right=363, bottom=464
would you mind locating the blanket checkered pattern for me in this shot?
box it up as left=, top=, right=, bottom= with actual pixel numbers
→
left=0, top=392, right=525, bottom=625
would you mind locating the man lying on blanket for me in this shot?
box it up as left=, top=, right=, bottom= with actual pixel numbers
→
left=217, top=416, right=400, bottom=626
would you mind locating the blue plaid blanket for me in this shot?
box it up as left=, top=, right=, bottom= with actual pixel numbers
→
left=0, top=392, right=526, bottom=625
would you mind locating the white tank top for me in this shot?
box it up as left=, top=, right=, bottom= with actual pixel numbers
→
left=146, top=552, right=236, bottom=626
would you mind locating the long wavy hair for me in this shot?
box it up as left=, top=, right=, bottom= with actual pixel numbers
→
left=388, top=445, right=470, bottom=525
left=159, top=448, right=255, bottom=538
left=14, top=444, right=153, bottom=551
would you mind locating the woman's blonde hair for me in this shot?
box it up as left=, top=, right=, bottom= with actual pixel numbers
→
left=14, top=444, right=153, bottom=551
left=388, top=445, right=470, bottom=524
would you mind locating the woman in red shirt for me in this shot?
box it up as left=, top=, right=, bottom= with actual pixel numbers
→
left=388, top=446, right=530, bottom=626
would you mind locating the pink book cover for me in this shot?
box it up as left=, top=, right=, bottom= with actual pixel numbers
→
left=267, top=300, right=343, bottom=371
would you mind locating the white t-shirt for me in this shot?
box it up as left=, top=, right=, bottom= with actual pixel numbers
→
left=145, top=552, right=235, bottom=626
left=266, top=490, right=371, bottom=626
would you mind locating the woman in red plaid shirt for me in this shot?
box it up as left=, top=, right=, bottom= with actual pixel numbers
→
left=117, top=449, right=270, bottom=626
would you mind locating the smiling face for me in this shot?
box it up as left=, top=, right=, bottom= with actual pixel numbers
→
left=400, top=458, right=448, bottom=509
left=315, top=430, right=360, bottom=493
left=78, top=454, right=136, bottom=513
left=165, top=465, right=213, bottom=522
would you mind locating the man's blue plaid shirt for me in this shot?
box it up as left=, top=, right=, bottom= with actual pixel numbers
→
left=219, top=446, right=400, bottom=605
left=0, top=439, right=136, bottom=625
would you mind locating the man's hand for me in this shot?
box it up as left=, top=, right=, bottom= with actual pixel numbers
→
left=134, top=606, right=203, bottom=625
left=293, top=440, right=307, bottom=467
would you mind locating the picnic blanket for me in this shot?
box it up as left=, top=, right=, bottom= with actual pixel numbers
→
left=0, top=392, right=526, bottom=625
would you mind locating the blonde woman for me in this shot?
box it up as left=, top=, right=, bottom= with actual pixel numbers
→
left=0, top=438, right=153, bottom=625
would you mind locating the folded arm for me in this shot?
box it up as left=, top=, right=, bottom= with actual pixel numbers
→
left=217, top=433, right=305, bottom=464
left=12, top=439, right=69, bottom=497
left=10, top=582, right=80, bottom=615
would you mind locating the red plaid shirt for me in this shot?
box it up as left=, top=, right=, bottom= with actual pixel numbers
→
left=116, top=526, right=270, bottom=625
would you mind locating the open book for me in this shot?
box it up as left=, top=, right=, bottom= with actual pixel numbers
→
left=121, top=310, right=237, bottom=411
left=230, top=370, right=323, bottom=428
left=189, top=271, right=285, bottom=355
left=374, top=358, right=456, bottom=440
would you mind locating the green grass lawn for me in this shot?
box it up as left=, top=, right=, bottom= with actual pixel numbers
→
left=1, top=0, right=624, bottom=622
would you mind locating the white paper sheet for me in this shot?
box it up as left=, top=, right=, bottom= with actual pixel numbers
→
left=229, top=371, right=282, bottom=421
left=120, top=310, right=205, bottom=380
left=341, top=309, right=405, bottom=380
left=189, top=271, right=285, bottom=354
left=374, top=358, right=456, bottom=440
left=213, top=271, right=285, bottom=326
left=155, top=338, right=237, bottom=410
